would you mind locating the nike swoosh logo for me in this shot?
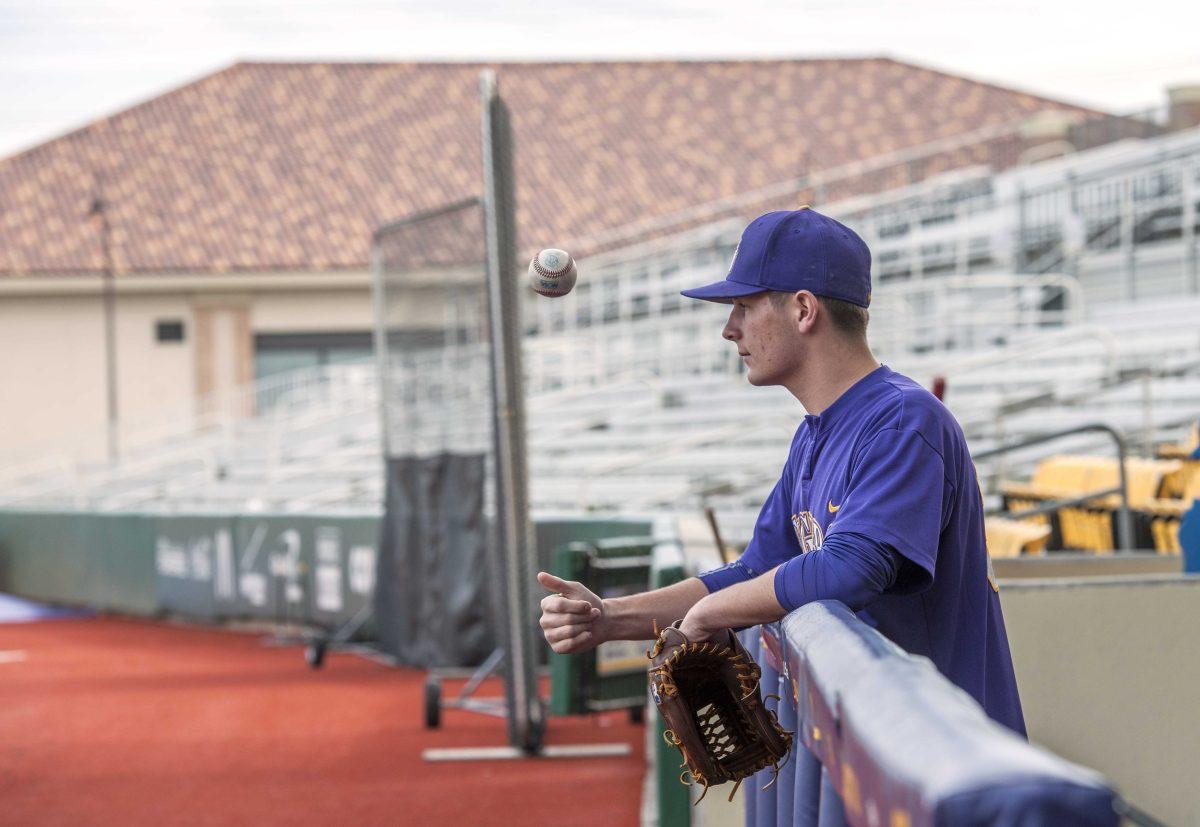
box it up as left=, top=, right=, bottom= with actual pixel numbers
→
left=827, top=500, right=840, bottom=514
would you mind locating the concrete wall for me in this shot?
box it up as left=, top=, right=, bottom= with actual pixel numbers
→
left=0, top=272, right=376, bottom=463
left=252, top=288, right=374, bottom=332
left=0, top=294, right=113, bottom=458
left=994, top=552, right=1182, bottom=580
left=251, top=283, right=448, bottom=332
left=1001, top=574, right=1200, bottom=827
left=119, top=294, right=197, bottom=432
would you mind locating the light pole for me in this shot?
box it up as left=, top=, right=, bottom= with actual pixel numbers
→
left=90, top=177, right=119, bottom=464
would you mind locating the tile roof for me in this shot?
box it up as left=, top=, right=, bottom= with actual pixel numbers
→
left=0, top=59, right=1093, bottom=277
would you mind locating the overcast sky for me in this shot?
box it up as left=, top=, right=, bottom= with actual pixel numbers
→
left=2, top=0, right=1199, bottom=159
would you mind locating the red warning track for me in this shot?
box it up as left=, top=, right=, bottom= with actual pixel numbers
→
left=0, top=617, right=645, bottom=826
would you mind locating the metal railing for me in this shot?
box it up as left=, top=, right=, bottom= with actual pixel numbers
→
left=972, top=423, right=1135, bottom=551
left=868, top=272, right=1086, bottom=359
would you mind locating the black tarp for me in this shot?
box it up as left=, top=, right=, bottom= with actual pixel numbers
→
left=374, top=452, right=493, bottom=667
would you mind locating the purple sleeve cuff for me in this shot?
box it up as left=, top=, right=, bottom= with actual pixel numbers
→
left=697, top=560, right=760, bottom=593
left=772, top=532, right=900, bottom=613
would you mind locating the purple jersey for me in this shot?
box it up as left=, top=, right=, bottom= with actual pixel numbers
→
left=713, top=365, right=1025, bottom=735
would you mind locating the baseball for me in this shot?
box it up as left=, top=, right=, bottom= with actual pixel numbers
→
left=528, top=248, right=578, bottom=297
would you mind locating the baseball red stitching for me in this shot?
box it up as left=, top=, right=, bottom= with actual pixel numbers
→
left=531, top=254, right=572, bottom=279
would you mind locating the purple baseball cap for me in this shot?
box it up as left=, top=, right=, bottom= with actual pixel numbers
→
left=680, top=207, right=872, bottom=307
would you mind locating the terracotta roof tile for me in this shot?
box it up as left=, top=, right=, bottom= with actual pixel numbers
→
left=0, top=59, right=1093, bottom=276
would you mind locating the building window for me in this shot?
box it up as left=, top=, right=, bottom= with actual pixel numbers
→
left=156, top=320, right=185, bottom=343
left=254, top=331, right=376, bottom=381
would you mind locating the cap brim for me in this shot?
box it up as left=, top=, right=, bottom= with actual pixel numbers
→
left=679, top=279, right=766, bottom=303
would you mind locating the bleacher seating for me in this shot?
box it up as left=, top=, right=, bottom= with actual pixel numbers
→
left=3, top=123, right=1200, bottom=552
left=2, top=280, right=1198, bottom=546
left=1140, top=428, right=1200, bottom=552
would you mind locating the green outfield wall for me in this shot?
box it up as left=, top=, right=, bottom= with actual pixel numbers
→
left=0, top=508, right=650, bottom=632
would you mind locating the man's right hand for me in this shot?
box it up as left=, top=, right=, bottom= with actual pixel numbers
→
left=537, top=571, right=605, bottom=654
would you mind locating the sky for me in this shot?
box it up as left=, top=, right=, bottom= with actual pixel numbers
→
left=2, top=0, right=1199, bottom=159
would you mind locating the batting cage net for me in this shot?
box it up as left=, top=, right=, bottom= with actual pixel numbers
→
left=371, top=197, right=495, bottom=670
left=371, top=72, right=542, bottom=753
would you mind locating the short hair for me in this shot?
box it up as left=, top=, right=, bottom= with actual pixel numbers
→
left=768, top=291, right=869, bottom=339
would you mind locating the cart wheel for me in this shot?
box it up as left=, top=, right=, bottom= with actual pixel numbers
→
left=424, top=676, right=442, bottom=729
left=305, top=640, right=327, bottom=669
left=628, top=704, right=645, bottom=725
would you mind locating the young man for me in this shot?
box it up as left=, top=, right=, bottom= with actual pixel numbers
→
left=537, top=207, right=1025, bottom=735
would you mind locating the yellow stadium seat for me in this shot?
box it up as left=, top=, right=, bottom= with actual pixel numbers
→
left=1004, top=455, right=1183, bottom=553
left=985, top=517, right=1051, bottom=558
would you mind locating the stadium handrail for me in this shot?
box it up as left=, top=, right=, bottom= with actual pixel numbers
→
left=973, top=423, right=1135, bottom=550
left=750, top=600, right=1137, bottom=826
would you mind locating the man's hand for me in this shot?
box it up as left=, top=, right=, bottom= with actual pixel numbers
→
left=678, top=567, right=788, bottom=642
left=678, top=597, right=721, bottom=642
left=537, top=571, right=605, bottom=654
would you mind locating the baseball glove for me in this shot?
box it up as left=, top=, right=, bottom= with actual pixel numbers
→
left=648, top=621, right=792, bottom=803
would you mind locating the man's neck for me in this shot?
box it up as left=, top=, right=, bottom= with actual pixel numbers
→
left=785, top=344, right=880, bottom=415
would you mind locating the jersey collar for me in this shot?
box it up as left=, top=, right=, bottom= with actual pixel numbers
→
left=803, top=364, right=891, bottom=435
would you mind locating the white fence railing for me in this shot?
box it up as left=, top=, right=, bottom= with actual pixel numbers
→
left=0, top=361, right=378, bottom=489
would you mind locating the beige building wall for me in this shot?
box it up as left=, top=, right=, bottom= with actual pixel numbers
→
left=252, top=288, right=375, bottom=331
left=116, top=293, right=196, bottom=431
left=0, top=294, right=111, bottom=460
left=0, top=271, right=470, bottom=464
left=0, top=272, right=380, bottom=464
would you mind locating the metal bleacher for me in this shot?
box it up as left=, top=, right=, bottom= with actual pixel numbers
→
left=3, top=120, right=1200, bottom=544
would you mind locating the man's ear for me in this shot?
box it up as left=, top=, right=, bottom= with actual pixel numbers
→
left=795, top=290, right=819, bottom=331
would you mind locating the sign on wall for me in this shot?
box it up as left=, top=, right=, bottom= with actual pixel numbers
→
left=154, top=514, right=378, bottom=627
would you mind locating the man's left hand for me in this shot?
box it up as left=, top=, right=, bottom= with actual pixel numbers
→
left=676, top=567, right=789, bottom=641
left=678, top=598, right=721, bottom=642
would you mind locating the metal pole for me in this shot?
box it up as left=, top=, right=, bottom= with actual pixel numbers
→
left=1065, top=173, right=1081, bottom=279
left=1121, top=177, right=1136, bottom=300
left=1015, top=184, right=1028, bottom=272
left=1183, top=160, right=1198, bottom=294
left=369, top=243, right=393, bottom=460
left=1141, top=370, right=1155, bottom=459
left=90, top=180, right=119, bottom=464
left=1114, top=435, right=1136, bottom=552
left=480, top=69, right=542, bottom=754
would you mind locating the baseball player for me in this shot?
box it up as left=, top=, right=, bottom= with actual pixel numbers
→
left=538, top=207, right=1025, bottom=736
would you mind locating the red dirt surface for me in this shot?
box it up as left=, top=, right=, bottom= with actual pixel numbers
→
left=0, top=617, right=645, bottom=826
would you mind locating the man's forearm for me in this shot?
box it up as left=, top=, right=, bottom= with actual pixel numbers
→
left=682, top=567, right=787, bottom=639
left=602, top=577, right=709, bottom=641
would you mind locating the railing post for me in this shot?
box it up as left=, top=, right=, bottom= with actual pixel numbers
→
left=1184, top=160, right=1198, bottom=295
left=1112, top=427, right=1135, bottom=552
left=1015, top=183, right=1028, bottom=272
left=1141, top=371, right=1155, bottom=459
left=1121, top=176, right=1137, bottom=300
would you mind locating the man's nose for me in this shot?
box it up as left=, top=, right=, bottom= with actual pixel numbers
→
left=722, top=317, right=739, bottom=341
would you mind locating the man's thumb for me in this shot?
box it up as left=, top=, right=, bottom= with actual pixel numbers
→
left=537, top=571, right=571, bottom=593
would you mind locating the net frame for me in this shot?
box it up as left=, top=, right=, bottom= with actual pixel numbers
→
left=368, top=71, right=542, bottom=753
